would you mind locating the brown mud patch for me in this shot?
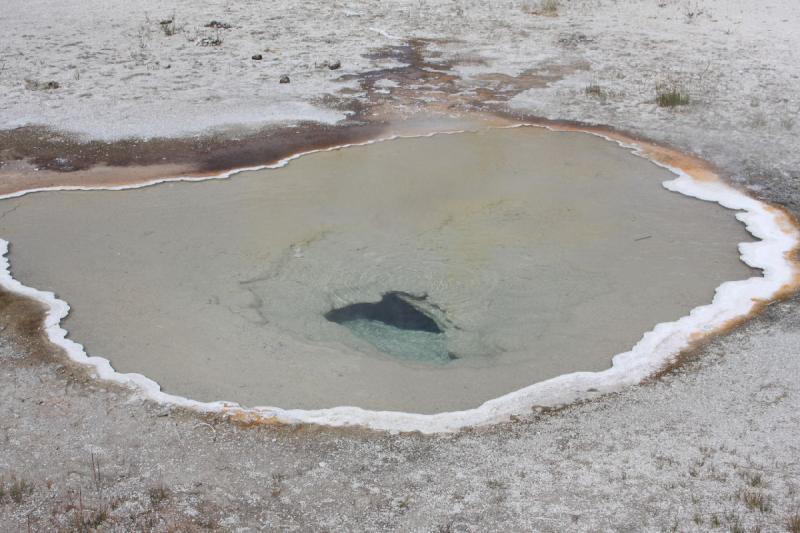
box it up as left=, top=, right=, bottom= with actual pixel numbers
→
left=0, top=288, right=119, bottom=393
left=0, top=121, right=388, bottom=197
left=0, top=288, right=55, bottom=365
left=0, top=38, right=589, bottom=197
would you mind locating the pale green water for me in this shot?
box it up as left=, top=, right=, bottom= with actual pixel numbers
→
left=343, top=319, right=451, bottom=363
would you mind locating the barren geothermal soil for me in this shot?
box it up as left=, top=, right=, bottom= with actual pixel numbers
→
left=0, top=127, right=753, bottom=413
left=1, top=0, right=800, bottom=531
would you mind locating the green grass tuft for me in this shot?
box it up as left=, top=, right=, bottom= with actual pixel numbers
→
left=9, top=476, right=34, bottom=504
left=655, top=83, right=690, bottom=107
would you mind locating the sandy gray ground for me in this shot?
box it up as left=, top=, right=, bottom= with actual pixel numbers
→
left=2, top=287, right=800, bottom=531
left=1, top=0, right=800, bottom=531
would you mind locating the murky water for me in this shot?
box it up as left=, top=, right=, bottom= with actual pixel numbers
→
left=0, top=127, right=755, bottom=412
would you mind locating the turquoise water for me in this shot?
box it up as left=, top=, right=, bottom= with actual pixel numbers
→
left=343, top=319, right=451, bottom=363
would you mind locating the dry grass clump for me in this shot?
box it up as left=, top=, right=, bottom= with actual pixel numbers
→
left=270, top=472, right=286, bottom=497
left=786, top=511, right=800, bottom=533
left=744, top=471, right=765, bottom=488
left=205, top=20, right=232, bottom=29
left=24, top=79, right=59, bottom=91
left=740, top=489, right=771, bottom=513
left=522, top=0, right=560, bottom=16
left=81, top=506, right=110, bottom=529
left=157, top=12, right=185, bottom=37
left=148, top=484, right=170, bottom=507
left=656, top=82, right=691, bottom=107
left=655, top=82, right=690, bottom=107
left=584, top=82, right=611, bottom=102
left=7, top=476, right=34, bottom=504
left=584, top=82, right=603, bottom=96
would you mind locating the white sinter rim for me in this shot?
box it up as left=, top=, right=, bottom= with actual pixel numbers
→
left=1, top=123, right=797, bottom=434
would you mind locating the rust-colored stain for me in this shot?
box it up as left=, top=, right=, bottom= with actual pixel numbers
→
left=0, top=121, right=390, bottom=197
left=225, top=409, right=285, bottom=428
left=764, top=204, right=800, bottom=236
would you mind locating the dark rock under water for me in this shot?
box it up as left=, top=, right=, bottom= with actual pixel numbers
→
left=324, top=292, right=442, bottom=333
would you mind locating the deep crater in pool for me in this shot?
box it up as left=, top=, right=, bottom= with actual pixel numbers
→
left=0, top=126, right=755, bottom=413
left=324, top=292, right=454, bottom=363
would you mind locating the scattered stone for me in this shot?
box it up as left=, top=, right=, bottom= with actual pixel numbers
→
left=558, top=32, right=592, bottom=47
left=279, top=75, right=290, bottom=84
left=318, top=59, right=342, bottom=70
left=160, top=19, right=180, bottom=37
left=205, top=20, right=232, bottom=29
left=199, top=36, right=224, bottom=47
left=252, top=54, right=263, bottom=61
left=50, top=157, right=76, bottom=171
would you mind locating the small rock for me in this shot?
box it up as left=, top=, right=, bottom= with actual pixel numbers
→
left=205, top=20, right=231, bottom=29
left=251, top=54, right=263, bottom=60
left=199, top=36, right=223, bottom=47
left=24, top=79, right=60, bottom=91
left=327, top=60, right=341, bottom=70
left=51, top=157, right=76, bottom=171
left=279, top=75, right=290, bottom=84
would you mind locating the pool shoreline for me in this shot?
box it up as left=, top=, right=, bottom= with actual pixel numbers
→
left=1, top=119, right=798, bottom=434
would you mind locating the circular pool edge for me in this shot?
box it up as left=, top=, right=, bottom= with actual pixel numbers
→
left=2, top=122, right=798, bottom=434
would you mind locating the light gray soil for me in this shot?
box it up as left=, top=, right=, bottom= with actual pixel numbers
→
left=1, top=0, right=799, bottom=531
left=2, top=285, right=799, bottom=531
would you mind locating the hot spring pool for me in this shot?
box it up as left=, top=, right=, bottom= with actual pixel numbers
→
left=0, top=126, right=755, bottom=413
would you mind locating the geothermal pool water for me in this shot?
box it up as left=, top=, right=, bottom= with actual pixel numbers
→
left=0, top=127, right=755, bottom=413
